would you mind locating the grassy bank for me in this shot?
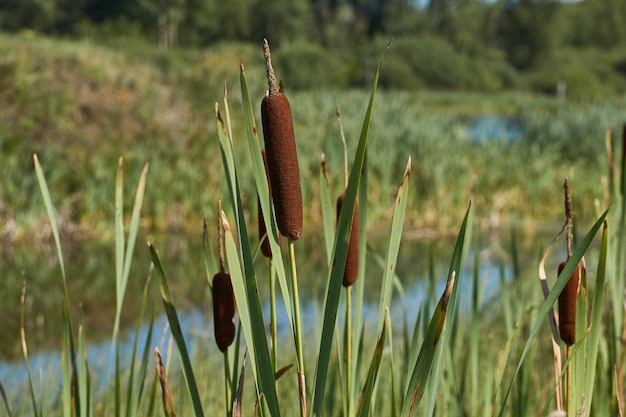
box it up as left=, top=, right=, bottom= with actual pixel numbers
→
left=1, top=32, right=625, bottom=243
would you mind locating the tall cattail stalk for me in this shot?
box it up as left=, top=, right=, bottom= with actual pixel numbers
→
left=558, top=178, right=578, bottom=347
left=558, top=178, right=587, bottom=415
left=261, top=39, right=307, bottom=417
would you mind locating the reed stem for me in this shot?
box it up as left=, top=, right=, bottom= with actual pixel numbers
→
left=345, top=286, right=353, bottom=417
left=289, top=239, right=307, bottom=417
left=223, top=350, right=231, bottom=417
left=270, top=258, right=278, bottom=372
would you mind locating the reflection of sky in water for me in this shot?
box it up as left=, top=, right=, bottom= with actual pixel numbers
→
left=465, top=115, right=524, bottom=142
left=0, top=250, right=512, bottom=409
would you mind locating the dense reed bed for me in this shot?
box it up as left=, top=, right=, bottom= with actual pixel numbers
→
left=2, top=40, right=625, bottom=417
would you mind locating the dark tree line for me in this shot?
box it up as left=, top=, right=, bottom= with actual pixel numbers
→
left=2, top=0, right=626, bottom=95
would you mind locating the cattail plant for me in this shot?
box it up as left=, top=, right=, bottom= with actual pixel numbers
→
left=260, top=39, right=303, bottom=241
left=213, top=201, right=236, bottom=352
left=261, top=39, right=307, bottom=417
left=558, top=178, right=583, bottom=346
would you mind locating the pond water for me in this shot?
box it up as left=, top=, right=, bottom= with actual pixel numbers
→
left=1, top=225, right=547, bottom=400
left=465, top=115, right=524, bottom=142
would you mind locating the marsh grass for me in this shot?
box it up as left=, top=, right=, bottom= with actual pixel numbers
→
left=2, top=38, right=624, bottom=417
left=2, top=34, right=626, bottom=242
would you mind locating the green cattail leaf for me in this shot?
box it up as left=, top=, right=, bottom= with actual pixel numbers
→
left=220, top=212, right=281, bottom=417
left=401, top=270, right=456, bottom=416
left=584, top=221, right=608, bottom=408
left=355, top=313, right=387, bottom=417
left=312, top=42, right=389, bottom=417
left=121, top=163, right=148, bottom=310
left=496, top=207, right=609, bottom=417
left=128, top=268, right=155, bottom=417
left=400, top=202, right=471, bottom=416
left=424, top=203, right=472, bottom=417
left=377, top=157, right=411, bottom=336
left=149, top=243, right=205, bottom=417
left=20, top=284, right=41, bottom=417
left=35, top=155, right=76, bottom=417
left=113, top=160, right=148, bottom=381
left=115, top=157, right=125, bottom=314
left=34, top=155, right=74, bottom=340
left=61, top=305, right=73, bottom=417
left=320, top=155, right=334, bottom=266
left=78, top=313, right=90, bottom=417
left=0, top=382, right=12, bottom=417
left=202, top=219, right=218, bottom=290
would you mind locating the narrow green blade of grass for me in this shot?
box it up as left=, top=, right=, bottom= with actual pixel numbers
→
left=350, top=146, right=369, bottom=402
left=203, top=218, right=218, bottom=288
left=128, top=267, right=155, bottom=417
left=78, top=313, right=89, bottom=417
left=424, top=203, right=472, bottom=416
left=20, top=284, right=40, bottom=417
left=402, top=202, right=472, bottom=416
left=215, top=96, right=239, bottom=218
left=496, top=208, right=609, bottom=417
left=311, top=43, right=389, bottom=417
left=115, top=157, right=125, bottom=317
left=584, top=221, right=608, bottom=408
left=33, top=154, right=74, bottom=336
left=377, top=157, right=411, bottom=336
left=148, top=243, right=205, bottom=417
left=220, top=212, right=282, bottom=417
left=33, top=155, right=69, bottom=302
left=34, top=154, right=82, bottom=416
left=401, top=270, right=457, bottom=416
left=320, top=155, right=335, bottom=266
left=388, top=310, right=399, bottom=417
left=355, top=310, right=388, bottom=417
left=239, top=63, right=294, bottom=333
left=145, top=368, right=159, bottom=417
left=61, top=304, right=74, bottom=417
left=0, top=382, right=12, bottom=417
left=119, top=163, right=149, bottom=316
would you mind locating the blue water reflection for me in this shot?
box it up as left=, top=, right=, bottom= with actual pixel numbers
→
left=466, top=115, right=524, bottom=142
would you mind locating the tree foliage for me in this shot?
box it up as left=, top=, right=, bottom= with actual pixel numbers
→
left=1, top=0, right=626, bottom=96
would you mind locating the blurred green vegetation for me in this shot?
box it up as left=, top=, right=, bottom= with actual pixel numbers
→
left=0, top=33, right=624, bottom=242
left=2, top=0, right=626, bottom=97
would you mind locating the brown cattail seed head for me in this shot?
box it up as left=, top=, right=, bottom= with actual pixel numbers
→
left=261, top=92, right=303, bottom=240
left=258, top=149, right=282, bottom=257
left=212, top=272, right=236, bottom=352
left=261, top=40, right=302, bottom=240
left=336, top=193, right=359, bottom=287
left=557, top=260, right=580, bottom=346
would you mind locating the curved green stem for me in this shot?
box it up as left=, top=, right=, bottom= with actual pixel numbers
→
left=270, top=258, right=278, bottom=372
left=346, top=286, right=353, bottom=417
left=289, top=239, right=307, bottom=417
left=223, top=350, right=231, bottom=417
